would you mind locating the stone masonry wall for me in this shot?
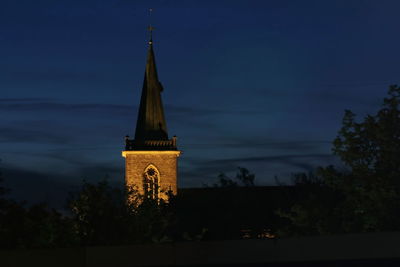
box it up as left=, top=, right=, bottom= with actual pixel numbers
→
left=125, top=152, right=179, bottom=198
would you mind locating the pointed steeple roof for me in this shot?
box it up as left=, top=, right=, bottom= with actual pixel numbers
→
left=134, top=40, right=168, bottom=141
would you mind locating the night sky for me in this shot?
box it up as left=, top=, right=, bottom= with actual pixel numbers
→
left=1, top=0, right=400, bottom=206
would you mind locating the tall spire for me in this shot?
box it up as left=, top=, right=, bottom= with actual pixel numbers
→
left=134, top=22, right=168, bottom=141
left=124, top=11, right=177, bottom=151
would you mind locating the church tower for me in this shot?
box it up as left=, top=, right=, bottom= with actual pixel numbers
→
left=122, top=32, right=180, bottom=200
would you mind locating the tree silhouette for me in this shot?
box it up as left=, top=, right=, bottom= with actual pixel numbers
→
left=67, top=179, right=176, bottom=245
left=0, top=163, right=73, bottom=249
left=210, top=167, right=256, bottom=188
left=325, top=85, right=400, bottom=231
left=236, top=167, right=255, bottom=187
left=279, top=85, right=400, bottom=235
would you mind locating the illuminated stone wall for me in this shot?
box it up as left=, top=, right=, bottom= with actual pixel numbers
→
left=122, top=151, right=180, bottom=200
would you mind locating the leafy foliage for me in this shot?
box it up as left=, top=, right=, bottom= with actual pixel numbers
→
left=67, top=180, right=127, bottom=245
left=211, top=167, right=255, bottom=187
left=0, top=177, right=177, bottom=249
left=18, top=204, right=76, bottom=248
left=279, top=85, right=400, bottom=235
left=67, top=180, right=177, bottom=246
left=0, top=178, right=74, bottom=249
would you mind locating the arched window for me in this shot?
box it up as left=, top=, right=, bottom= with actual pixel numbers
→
left=143, top=164, right=160, bottom=199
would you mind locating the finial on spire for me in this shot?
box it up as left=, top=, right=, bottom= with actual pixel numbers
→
left=147, top=8, right=154, bottom=45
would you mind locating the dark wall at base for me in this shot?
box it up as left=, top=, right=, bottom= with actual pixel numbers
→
left=2, top=232, right=400, bottom=267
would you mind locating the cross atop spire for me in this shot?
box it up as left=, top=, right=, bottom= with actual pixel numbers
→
left=147, top=25, right=154, bottom=44
left=148, top=8, right=154, bottom=45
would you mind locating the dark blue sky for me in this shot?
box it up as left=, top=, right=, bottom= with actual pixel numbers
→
left=1, top=0, right=400, bottom=205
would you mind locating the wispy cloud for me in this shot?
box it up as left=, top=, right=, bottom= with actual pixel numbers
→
left=0, top=98, right=236, bottom=117
left=180, top=153, right=337, bottom=187
left=1, top=161, right=123, bottom=208
left=2, top=69, right=104, bottom=83
left=211, top=153, right=335, bottom=169
left=0, top=126, right=70, bottom=144
left=188, top=153, right=335, bottom=170
left=0, top=99, right=133, bottom=114
left=0, top=97, right=281, bottom=117
left=0, top=97, right=53, bottom=102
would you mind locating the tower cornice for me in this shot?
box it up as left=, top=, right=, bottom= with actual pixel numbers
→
left=122, top=150, right=181, bottom=158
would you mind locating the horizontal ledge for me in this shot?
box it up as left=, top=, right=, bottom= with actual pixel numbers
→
left=122, top=151, right=181, bottom=158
